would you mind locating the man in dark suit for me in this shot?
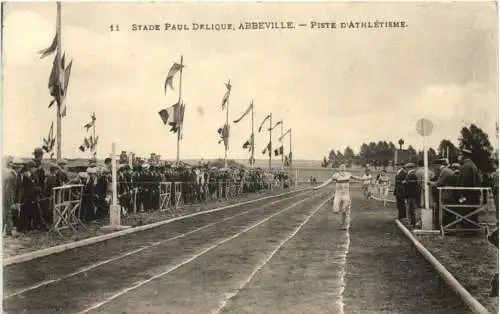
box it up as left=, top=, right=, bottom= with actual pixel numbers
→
left=457, top=148, right=482, bottom=230
left=404, top=163, right=419, bottom=228
left=394, top=164, right=410, bottom=220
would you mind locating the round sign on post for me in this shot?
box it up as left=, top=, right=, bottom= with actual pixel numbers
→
left=415, top=118, right=433, bottom=230
left=416, top=118, right=433, bottom=137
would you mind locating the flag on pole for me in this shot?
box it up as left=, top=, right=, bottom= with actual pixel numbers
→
left=278, top=128, right=291, bottom=142
left=158, top=102, right=184, bottom=133
left=262, top=142, right=271, bottom=156
left=221, top=81, right=231, bottom=110
left=39, top=31, right=58, bottom=59
left=274, top=146, right=284, bottom=156
left=42, top=122, right=55, bottom=153
left=84, top=113, right=96, bottom=131
left=242, top=134, right=254, bottom=152
left=233, top=101, right=253, bottom=123
left=164, top=62, right=184, bottom=94
left=269, top=120, right=282, bottom=131
left=258, top=114, right=271, bottom=132
left=217, top=124, right=230, bottom=147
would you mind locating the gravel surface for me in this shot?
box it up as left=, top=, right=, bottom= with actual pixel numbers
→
left=4, top=188, right=471, bottom=314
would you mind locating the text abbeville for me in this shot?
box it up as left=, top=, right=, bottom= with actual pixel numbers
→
left=238, top=21, right=295, bottom=30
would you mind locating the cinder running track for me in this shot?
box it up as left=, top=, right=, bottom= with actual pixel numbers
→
left=4, top=188, right=471, bottom=314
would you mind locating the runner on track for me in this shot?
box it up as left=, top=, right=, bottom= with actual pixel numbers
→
left=361, top=168, right=373, bottom=200
left=313, top=164, right=364, bottom=230
left=377, top=169, right=391, bottom=207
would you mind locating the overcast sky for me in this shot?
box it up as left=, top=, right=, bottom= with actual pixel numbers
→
left=2, top=1, right=498, bottom=160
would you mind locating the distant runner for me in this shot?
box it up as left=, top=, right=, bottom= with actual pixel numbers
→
left=314, top=164, right=363, bottom=230
left=377, top=169, right=391, bottom=207
left=361, top=168, right=373, bottom=200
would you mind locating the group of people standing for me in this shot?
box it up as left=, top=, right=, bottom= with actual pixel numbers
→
left=2, top=148, right=291, bottom=236
left=393, top=148, right=498, bottom=230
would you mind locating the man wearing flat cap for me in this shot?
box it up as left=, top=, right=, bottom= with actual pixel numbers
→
left=457, top=148, right=482, bottom=230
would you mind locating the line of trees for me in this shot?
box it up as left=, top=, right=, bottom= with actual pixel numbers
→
left=321, top=123, right=498, bottom=173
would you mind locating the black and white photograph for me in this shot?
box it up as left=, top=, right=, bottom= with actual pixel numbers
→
left=1, top=1, right=499, bottom=313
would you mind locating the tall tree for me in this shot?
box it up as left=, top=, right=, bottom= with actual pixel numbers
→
left=344, top=146, right=355, bottom=167
left=459, top=124, right=495, bottom=173
left=437, top=139, right=459, bottom=163
left=408, top=145, right=417, bottom=163
left=328, top=149, right=336, bottom=166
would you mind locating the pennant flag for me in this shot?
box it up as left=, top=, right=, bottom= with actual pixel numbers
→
left=274, top=146, right=284, bottom=156
left=278, top=128, right=291, bottom=142
left=84, top=113, right=96, bottom=131
left=221, top=81, right=231, bottom=111
left=233, top=101, right=253, bottom=123
left=164, top=62, right=184, bottom=94
left=39, top=32, right=58, bottom=59
left=61, top=104, right=67, bottom=117
left=158, top=108, right=170, bottom=125
left=242, top=134, right=254, bottom=152
left=262, top=142, right=271, bottom=155
left=48, top=99, right=56, bottom=108
left=63, top=59, right=73, bottom=93
left=269, top=120, right=282, bottom=131
left=258, top=114, right=271, bottom=132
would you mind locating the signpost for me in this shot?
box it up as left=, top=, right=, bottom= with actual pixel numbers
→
left=416, top=118, right=433, bottom=230
left=102, top=143, right=130, bottom=231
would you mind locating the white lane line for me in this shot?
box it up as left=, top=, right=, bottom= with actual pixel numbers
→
left=338, top=217, right=351, bottom=314
left=212, top=193, right=334, bottom=314
left=76, top=191, right=320, bottom=314
left=5, top=192, right=308, bottom=299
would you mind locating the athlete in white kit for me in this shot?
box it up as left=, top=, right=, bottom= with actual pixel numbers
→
left=314, top=164, right=364, bottom=230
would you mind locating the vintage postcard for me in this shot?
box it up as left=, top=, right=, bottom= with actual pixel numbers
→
left=1, top=1, right=499, bottom=313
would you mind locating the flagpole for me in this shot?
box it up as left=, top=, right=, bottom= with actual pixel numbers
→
left=224, top=79, right=230, bottom=168
left=280, top=122, right=284, bottom=170
left=251, top=101, right=254, bottom=167
left=176, top=55, right=183, bottom=164
left=56, top=1, right=62, bottom=161
left=92, top=112, right=96, bottom=160
left=289, top=128, right=293, bottom=169
left=269, top=113, right=272, bottom=170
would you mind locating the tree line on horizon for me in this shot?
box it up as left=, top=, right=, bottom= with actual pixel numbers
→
left=321, top=124, right=498, bottom=174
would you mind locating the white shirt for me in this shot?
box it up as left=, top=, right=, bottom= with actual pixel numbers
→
left=333, top=172, right=352, bottom=195
left=361, top=174, right=372, bottom=185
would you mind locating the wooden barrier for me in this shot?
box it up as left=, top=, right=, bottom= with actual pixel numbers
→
left=159, top=182, right=172, bottom=211
left=51, top=184, right=85, bottom=234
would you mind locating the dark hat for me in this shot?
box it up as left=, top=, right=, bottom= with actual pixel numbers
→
left=33, top=147, right=44, bottom=156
